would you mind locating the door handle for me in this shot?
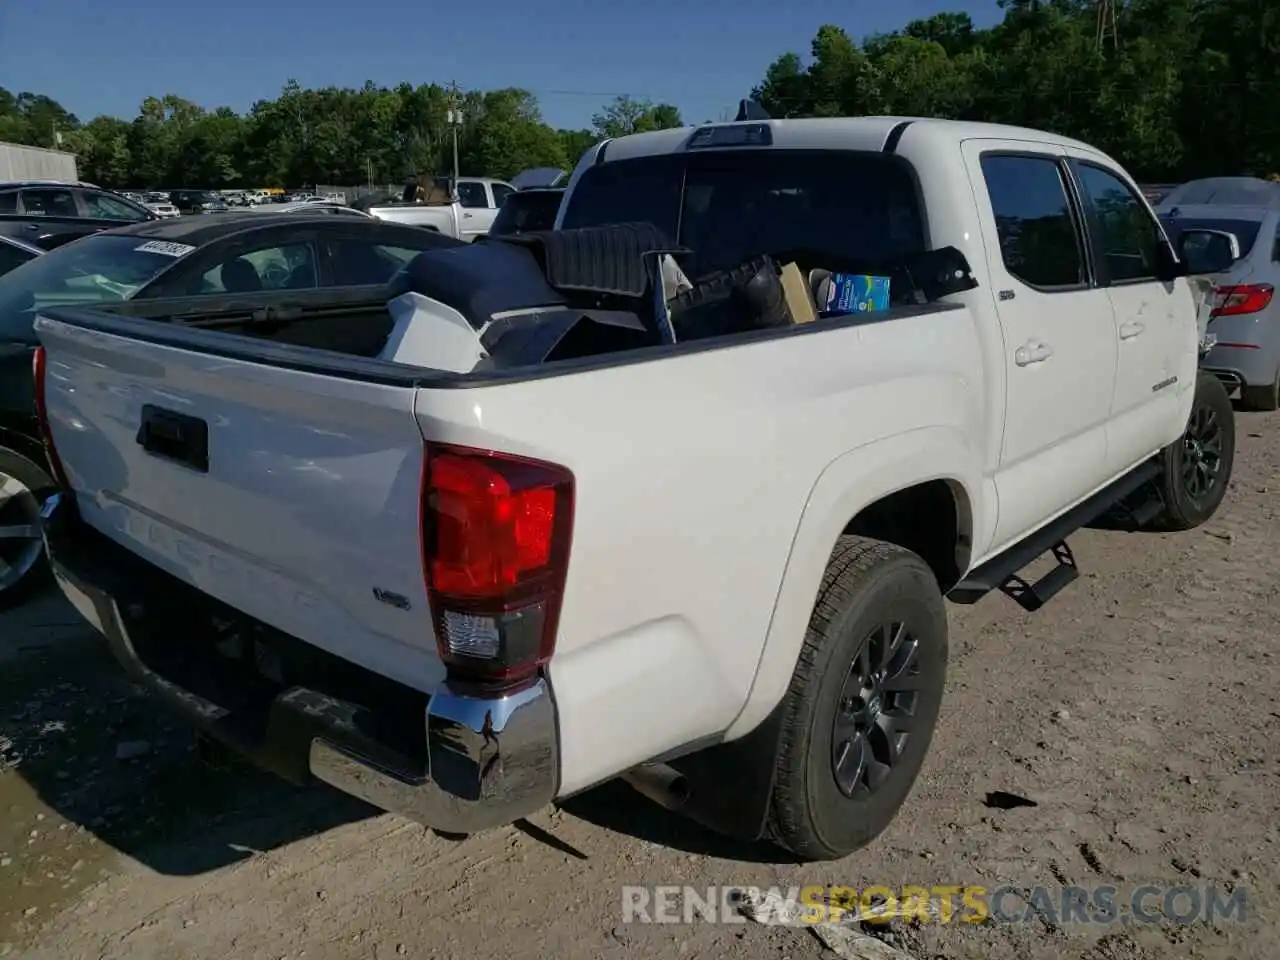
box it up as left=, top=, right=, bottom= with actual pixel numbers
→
left=1014, top=340, right=1053, bottom=367
left=463, top=212, right=474, bottom=219
left=1119, top=321, right=1146, bottom=340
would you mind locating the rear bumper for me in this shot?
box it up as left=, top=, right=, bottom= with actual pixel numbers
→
left=40, top=492, right=559, bottom=834
left=1203, top=318, right=1278, bottom=388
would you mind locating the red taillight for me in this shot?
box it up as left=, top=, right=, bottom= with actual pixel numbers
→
left=421, top=443, right=573, bottom=687
left=32, top=346, right=70, bottom=489
left=1212, top=283, right=1274, bottom=317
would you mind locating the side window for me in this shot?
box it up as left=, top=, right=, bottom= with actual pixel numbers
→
left=1073, top=163, right=1162, bottom=283
left=326, top=237, right=410, bottom=286
left=82, top=191, right=148, bottom=222
left=457, top=182, right=488, bottom=209
left=196, top=243, right=317, bottom=293
left=1273, top=226, right=1280, bottom=263
left=980, top=155, right=1086, bottom=289
left=490, top=183, right=514, bottom=207
left=378, top=244, right=429, bottom=265
left=0, top=242, right=36, bottom=277
left=21, top=188, right=78, bottom=218
left=0, top=191, right=17, bottom=214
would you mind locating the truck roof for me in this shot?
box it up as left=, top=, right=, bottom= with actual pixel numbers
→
left=596, top=117, right=1103, bottom=164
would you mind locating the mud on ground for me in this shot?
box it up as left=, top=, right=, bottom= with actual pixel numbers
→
left=2, top=408, right=1278, bottom=960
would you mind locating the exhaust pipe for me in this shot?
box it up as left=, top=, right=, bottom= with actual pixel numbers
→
left=621, top=762, right=690, bottom=811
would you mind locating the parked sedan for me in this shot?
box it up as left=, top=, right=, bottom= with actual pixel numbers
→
left=0, top=212, right=460, bottom=608
left=1158, top=177, right=1280, bottom=410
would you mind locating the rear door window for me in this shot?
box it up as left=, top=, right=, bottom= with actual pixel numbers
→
left=21, top=188, right=78, bottom=218
left=979, top=155, right=1086, bottom=289
left=561, top=150, right=925, bottom=279
left=197, top=243, right=317, bottom=293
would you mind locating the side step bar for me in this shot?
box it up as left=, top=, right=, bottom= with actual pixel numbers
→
left=949, top=459, right=1162, bottom=610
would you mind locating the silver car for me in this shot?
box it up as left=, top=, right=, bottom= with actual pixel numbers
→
left=1158, top=177, right=1280, bottom=410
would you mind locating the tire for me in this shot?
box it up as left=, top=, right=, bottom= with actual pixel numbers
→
left=1150, top=371, right=1236, bottom=531
left=0, top=446, right=56, bottom=611
left=1239, top=368, right=1280, bottom=412
left=768, top=536, right=948, bottom=862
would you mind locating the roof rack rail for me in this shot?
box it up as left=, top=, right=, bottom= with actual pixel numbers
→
left=734, top=99, right=771, bottom=122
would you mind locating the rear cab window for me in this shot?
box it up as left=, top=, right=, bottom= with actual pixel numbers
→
left=560, top=149, right=926, bottom=287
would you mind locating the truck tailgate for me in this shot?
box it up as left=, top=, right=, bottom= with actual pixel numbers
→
left=35, top=310, right=442, bottom=691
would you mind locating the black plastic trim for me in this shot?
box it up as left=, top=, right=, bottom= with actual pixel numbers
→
left=949, top=458, right=1161, bottom=603
left=883, top=121, right=913, bottom=154
left=37, top=299, right=965, bottom=391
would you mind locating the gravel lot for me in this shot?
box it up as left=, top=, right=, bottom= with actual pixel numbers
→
left=2, top=406, right=1278, bottom=960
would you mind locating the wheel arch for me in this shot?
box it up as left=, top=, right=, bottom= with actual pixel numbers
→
left=725, top=426, right=979, bottom=742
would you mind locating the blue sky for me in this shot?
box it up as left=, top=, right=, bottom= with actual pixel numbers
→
left=1, top=0, right=998, bottom=130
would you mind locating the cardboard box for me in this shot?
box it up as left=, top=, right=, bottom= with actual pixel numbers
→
left=779, top=262, right=817, bottom=324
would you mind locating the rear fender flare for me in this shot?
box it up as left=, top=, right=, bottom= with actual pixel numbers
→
left=724, top=426, right=980, bottom=740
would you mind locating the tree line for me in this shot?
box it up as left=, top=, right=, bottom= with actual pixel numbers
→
left=2, top=0, right=1276, bottom=189
left=0, top=85, right=682, bottom=189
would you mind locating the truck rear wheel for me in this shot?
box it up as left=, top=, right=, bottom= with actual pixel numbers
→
left=768, top=535, right=947, bottom=862
left=1149, top=371, right=1235, bottom=531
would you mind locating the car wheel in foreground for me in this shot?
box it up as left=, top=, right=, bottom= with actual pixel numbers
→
left=768, top=535, right=948, bottom=861
left=1150, top=371, right=1236, bottom=531
left=0, top=448, right=55, bottom=611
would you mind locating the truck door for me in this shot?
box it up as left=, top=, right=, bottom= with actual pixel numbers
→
left=1063, top=150, right=1197, bottom=474
left=961, top=140, right=1119, bottom=549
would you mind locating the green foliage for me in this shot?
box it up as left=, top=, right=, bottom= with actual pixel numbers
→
left=0, top=83, right=681, bottom=188
left=752, top=0, right=1280, bottom=180
left=5, top=1, right=1276, bottom=188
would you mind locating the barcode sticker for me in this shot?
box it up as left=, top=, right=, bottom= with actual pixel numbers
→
left=135, top=240, right=196, bottom=258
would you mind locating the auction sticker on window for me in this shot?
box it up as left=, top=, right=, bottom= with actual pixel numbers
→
left=135, top=240, right=196, bottom=258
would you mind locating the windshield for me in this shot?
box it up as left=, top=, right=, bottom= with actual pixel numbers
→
left=561, top=149, right=925, bottom=279
left=0, top=234, right=188, bottom=343
left=1159, top=217, right=1264, bottom=260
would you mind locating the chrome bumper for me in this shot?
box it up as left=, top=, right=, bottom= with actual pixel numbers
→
left=309, top=679, right=558, bottom=833
left=41, top=492, right=559, bottom=834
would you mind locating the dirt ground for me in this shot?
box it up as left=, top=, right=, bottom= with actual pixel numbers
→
left=3, top=406, right=1278, bottom=960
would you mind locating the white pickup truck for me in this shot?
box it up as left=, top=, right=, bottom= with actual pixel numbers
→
left=363, top=177, right=516, bottom=241
left=33, top=114, right=1237, bottom=861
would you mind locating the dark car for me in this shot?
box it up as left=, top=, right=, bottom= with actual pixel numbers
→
left=0, top=180, right=158, bottom=251
left=0, top=212, right=461, bottom=608
left=169, top=189, right=221, bottom=215
left=0, top=235, right=42, bottom=278
left=489, top=187, right=565, bottom=237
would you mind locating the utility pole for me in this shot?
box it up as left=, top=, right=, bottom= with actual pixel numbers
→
left=1096, top=0, right=1118, bottom=51
left=446, top=80, right=463, bottom=196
